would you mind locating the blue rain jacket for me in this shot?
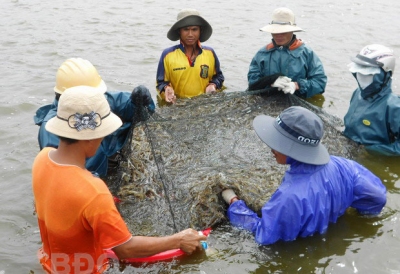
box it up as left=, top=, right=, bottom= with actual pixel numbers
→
left=227, top=156, right=386, bottom=245
left=343, top=73, right=400, bottom=156
left=33, top=91, right=144, bottom=177
left=248, top=36, right=327, bottom=98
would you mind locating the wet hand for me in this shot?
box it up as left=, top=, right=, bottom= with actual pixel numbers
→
left=205, top=83, right=217, bottom=94
left=131, top=85, right=155, bottom=113
left=164, top=86, right=177, bottom=104
left=177, top=228, right=207, bottom=254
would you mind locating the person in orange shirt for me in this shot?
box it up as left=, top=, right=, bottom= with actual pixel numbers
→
left=32, top=85, right=206, bottom=273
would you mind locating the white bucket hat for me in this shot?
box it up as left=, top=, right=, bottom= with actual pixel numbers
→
left=260, top=7, right=304, bottom=34
left=253, top=106, right=330, bottom=165
left=46, top=86, right=122, bottom=140
left=167, top=8, right=213, bottom=42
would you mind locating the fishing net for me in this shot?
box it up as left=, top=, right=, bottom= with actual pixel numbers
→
left=105, top=89, right=363, bottom=237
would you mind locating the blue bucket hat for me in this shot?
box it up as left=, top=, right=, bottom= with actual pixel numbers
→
left=253, top=106, right=330, bottom=165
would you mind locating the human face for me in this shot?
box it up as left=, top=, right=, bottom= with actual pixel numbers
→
left=179, top=26, right=201, bottom=47
left=271, top=149, right=287, bottom=165
left=271, top=32, right=294, bottom=46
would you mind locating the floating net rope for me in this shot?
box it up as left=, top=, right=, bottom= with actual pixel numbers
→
left=105, top=89, right=363, bottom=237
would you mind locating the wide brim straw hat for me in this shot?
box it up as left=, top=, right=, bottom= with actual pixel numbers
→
left=46, top=85, right=122, bottom=140
left=253, top=106, right=330, bottom=165
left=167, top=8, right=213, bottom=42
left=260, top=7, right=304, bottom=34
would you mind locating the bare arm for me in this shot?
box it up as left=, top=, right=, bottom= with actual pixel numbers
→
left=112, top=228, right=206, bottom=259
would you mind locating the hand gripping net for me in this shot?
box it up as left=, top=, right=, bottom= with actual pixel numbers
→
left=105, top=89, right=362, bottom=236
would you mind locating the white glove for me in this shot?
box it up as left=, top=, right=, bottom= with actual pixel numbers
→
left=271, top=76, right=292, bottom=90
left=222, top=189, right=238, bottom=205
left=282, top=82, right=297, bottom=94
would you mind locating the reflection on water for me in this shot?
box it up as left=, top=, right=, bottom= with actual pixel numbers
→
left=355, top=151, right=400, bottom=188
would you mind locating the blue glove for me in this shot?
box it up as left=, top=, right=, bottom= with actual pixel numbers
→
left=130, top=85, right=155, bottom=113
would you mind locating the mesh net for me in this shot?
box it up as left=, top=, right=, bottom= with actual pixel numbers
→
left=105, top=89, right=363, bottom=236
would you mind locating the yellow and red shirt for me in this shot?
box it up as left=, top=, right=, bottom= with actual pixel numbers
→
left=156, top=42, right=224, bottom=99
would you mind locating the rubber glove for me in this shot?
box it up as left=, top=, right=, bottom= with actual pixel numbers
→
left=222, top=189, right=238, bottom=205
left=281, top=82, right=297, bottom=94
left=131, top=85, right=155, bottom=113
left=271, top=76, right=292, bottom=90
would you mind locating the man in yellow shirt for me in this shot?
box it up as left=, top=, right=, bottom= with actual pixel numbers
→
left=156, top=8, right=225, bottom=103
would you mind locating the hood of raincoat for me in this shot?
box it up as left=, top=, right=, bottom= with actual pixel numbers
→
left=352, top=69, right=392, bottom=99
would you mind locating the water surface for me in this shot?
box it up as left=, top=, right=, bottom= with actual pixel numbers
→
left=1, top=0, right=400, bottom=273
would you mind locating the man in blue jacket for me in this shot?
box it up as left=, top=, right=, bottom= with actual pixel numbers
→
left=33, top=58, right=155, bottom=177
left=222, top=106, right=386, bottom=245
left=247, top=7, right=327, bottom=99
left=343, top=44, right=400, bottom=156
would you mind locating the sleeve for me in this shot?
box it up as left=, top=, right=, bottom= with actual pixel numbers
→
left=104, top=91, right=135, bottom=123
left=364, top=97, right=400, bottom=156
left=350, top=161, right=387, bottom=215
left=254, top=188, right=304, bottom=245
left=34, top=104, right=60, bottom=150
left=295, top=49, right=327, bottom=98
left=227, top=186, right=304, bottom=245
left=37, top=121, right=60, bottom=150
left=247, top=51, right=264, bottom=88
left=365, top=143, right=400, bottom=156
left=227, top=200, right=261, bottom=233
left=84, top=192, right=132, bottom=249
left=248, top=73, right=283, bottom=91
left=209, top=49, right=225, bottom=89
left=156, top=49, right=171, bottom=94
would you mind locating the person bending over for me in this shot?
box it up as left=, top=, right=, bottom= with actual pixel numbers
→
left=222, top=106, right=386, bottom=245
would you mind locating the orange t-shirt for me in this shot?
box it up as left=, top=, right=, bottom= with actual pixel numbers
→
left=32, top=148, right=132, bottom=273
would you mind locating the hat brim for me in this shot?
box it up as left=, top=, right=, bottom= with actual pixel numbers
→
left=46, top=110, right=122, bottom=140
left=167, top=15, right=213, bottom=42
left=253, top=115, right=330, bottom=165
left=347, top=62, right=381, bottom=75
left=54, top=79, right=107, bottom=95
left=260, top=25, right=303, bottom=34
